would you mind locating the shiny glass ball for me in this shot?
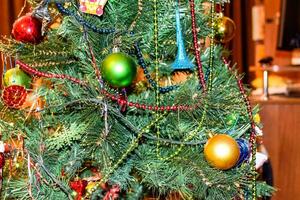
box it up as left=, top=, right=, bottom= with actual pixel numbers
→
left=4, top=67, right=32, bottom=89
left=214, top=16, right=236, bottom=43
left=204, top=134, right=240, bottom=170
left=101, top=53, right=137, bottom=88
left=236, top=139, right=250, bottom=166
left=12, top=14, right=43, bottom=44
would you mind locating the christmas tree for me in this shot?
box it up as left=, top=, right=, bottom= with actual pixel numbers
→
left=0, top=0, right=274, bottom=199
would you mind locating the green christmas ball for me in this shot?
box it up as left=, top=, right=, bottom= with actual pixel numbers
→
left=101, top=53, right=137, bottom=88
left=3, top=67, right=32, bottom=89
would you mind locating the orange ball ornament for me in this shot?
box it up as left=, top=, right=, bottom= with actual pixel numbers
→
left=204, top=134, right=240, bottom=170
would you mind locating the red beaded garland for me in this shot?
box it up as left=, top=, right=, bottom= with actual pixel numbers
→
left=223, top=58, right=256, bottom=151
left=189, top=0, right=206, bottom=91
left=225, top=58, right=257, bottom=198
left=17, top=60, right=86, bottom=86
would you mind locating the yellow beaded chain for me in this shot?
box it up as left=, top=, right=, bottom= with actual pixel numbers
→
left=208, top=2, right=216, bottom=91
left=251, top=134, right=257, bottom=199
left=153, top=0, right=160, bottom=113
left=152, top=0, right=164, bottom=160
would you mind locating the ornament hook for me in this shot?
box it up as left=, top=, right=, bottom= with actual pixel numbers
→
left=32, top=0, right=52, bottom=36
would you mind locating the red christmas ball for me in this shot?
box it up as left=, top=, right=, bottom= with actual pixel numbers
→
left=12, top=14, right=43, bottom=44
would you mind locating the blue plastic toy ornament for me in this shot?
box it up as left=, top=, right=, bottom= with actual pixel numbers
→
left=171, top=2, right=194, bottom=71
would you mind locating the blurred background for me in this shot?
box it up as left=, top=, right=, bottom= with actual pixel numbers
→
left=0, top=1, right=27, bottom=36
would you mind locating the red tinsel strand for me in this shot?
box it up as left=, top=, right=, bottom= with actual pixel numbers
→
left=223, top=59, right=256, bottom=150
left=16, top=60, right=203, bottom=111
left=189, top=0, right=207, bottom=92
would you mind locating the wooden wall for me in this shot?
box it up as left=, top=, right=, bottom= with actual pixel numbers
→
left=252, top=0, right=293, bottom=66
left=258, top=99, right=300, bottom=200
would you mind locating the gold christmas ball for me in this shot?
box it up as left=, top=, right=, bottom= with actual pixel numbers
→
left=204, top=134, right=240, bottom=170
left=214, top=16, right=236, bottom=43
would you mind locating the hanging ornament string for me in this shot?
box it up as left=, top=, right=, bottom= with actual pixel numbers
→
left=84, top=114, right=166, bottom=198
left=189, top=0, right=207, bottom=91
left=223, top=58, right=256, bottom=199
left=16, top=60, right=206, bottom=111
left=83, top=27, right=112, bottom=136
left=55, top=3, right=115, bottom=34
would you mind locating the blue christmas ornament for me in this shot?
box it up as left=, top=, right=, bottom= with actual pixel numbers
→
left=171, top=2, right=194, bottom=71
left=236, top=138, right=250, bottom=166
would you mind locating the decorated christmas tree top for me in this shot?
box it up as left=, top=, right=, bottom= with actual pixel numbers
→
left=0, top=0, right=274, bottom=199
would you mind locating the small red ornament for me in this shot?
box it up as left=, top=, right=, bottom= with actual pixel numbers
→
left=12, top=14, right=43, bottom=44
left=2, top=85, right=27, bottom=109
left=0, top=153, right=5, bottom=168
left=69, top=179, right=88, bottom=200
